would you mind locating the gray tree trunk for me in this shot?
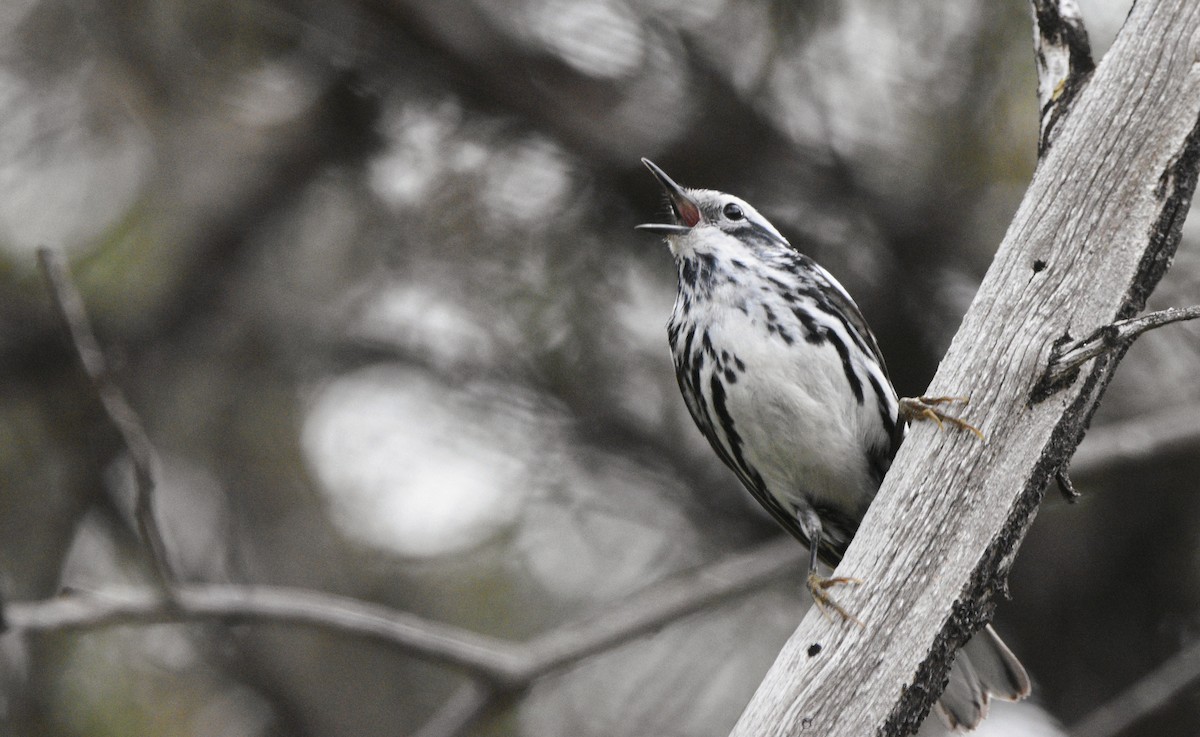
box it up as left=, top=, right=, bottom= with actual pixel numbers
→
left=729, top=1, right=1200, bottom=735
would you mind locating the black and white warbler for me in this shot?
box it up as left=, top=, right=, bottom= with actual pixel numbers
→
left=636, top=159, right=1029, bottom=730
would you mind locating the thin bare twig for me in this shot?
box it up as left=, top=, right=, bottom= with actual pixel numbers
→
left=35, top=247, right=174, bottom=589
left=1046, top=306, right=1200, bottom=384
left=1068, top=638, right=1200, bottom=737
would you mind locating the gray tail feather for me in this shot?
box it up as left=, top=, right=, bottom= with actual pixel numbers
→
left=964, top=625, right=1032, bottom=702
left=935, top=655, right=986, bottom=732
left=934, top=625, right=1031, bottom=732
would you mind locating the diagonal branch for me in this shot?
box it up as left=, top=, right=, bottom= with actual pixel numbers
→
left=730, top=1, right=1200, bottom=734
left=36, top=247, right=174, bottom=590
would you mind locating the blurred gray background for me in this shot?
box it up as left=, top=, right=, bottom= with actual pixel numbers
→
left=2, top=0, right=1199, bottom=735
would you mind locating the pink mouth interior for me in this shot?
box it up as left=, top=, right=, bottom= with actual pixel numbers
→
left=676, top=199, right=700, bottom=227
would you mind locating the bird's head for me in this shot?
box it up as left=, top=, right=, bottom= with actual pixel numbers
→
left=635, top=158, right=789, bottom=259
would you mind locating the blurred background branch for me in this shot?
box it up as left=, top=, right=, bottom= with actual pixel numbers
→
left=36, top=247, right=173, bottom=590
left=6, top=537, right=802, bottom=685
left=13, top=243, right=805, bottom=736
left=1069, top=635, right=1200, bottom=737
left=1072, top=403, right=1200, bottom=479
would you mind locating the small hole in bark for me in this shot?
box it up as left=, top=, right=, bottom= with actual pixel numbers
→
left=807, top=643, right=822, bottom=657
left=1033, top=259, right=1047, bottom=273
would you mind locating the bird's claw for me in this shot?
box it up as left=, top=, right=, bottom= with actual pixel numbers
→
left=899, top=395, right=984, bottom=441
left=807, top=571, right=864, bottom=627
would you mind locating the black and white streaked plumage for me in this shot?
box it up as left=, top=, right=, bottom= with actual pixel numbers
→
left=636, top=159, right=1029, bottom=731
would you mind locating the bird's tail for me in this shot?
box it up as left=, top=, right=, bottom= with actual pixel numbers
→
left=934, top=625, right=1031, bottom=732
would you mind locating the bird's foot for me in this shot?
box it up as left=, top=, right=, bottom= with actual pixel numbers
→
left=899, top=395, right=984, bottom=441
left=807, top=571, right=863, bottom=627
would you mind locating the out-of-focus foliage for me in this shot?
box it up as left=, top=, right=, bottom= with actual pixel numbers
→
left=1, top=0, right=1197, bottom=736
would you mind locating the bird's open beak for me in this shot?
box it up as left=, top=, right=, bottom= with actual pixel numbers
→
left=635, top=158, right=701, bottom=235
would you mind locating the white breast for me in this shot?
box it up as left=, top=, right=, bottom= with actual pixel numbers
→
left=684, top=292, right=887, bottom=520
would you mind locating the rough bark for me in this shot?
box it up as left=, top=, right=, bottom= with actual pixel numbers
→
left=729, top=1, right=1200, bottom=735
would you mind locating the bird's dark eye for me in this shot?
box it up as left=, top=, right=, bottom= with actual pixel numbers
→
left=723, top=202, right=745, bottom=221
